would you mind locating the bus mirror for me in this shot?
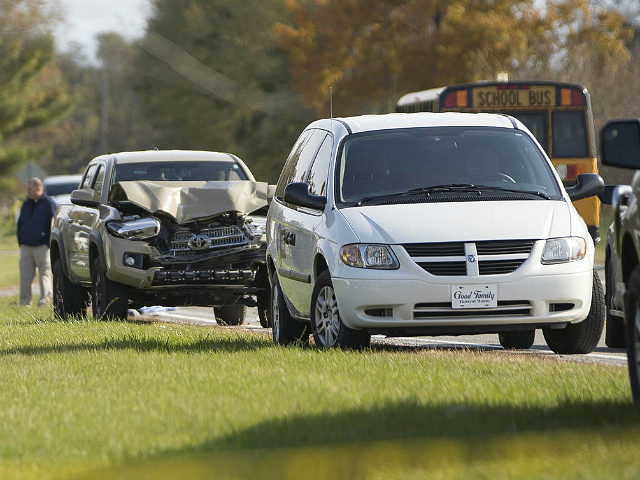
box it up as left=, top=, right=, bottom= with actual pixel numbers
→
left=566, top=174, right=604, bottom=202
left=600, top=119, right=640, bottom=169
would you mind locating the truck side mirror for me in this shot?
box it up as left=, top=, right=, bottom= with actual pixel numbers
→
left=70, top=189, right=99, bottom=208
left=600, top=119, right=640, bottom=169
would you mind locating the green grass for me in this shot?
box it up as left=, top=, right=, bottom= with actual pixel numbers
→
left=0, top=297, right=638, bottom=479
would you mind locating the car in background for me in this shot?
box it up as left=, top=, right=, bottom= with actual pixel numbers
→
left=267, top=112, right=605, bottom=353
left=600, top=118, right=640, bottom=402
left=603, top=184, right=632, bottom=348
left=50, top=150, right=271, bottom=327
left=44, top=174, right=83, bottom=205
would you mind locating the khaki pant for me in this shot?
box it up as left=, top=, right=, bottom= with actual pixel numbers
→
left=19, top=245, right=52, bottom=306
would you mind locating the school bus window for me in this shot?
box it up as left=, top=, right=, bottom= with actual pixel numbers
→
left=552, top=111, right=588, bottom=158
left=507, top=112, right=547, bottom=152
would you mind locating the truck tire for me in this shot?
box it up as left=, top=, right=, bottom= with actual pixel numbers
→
left=310, top=271, right=370, bottom=349
left=498, top=330, right=535, bottom=349
left=271, top=272, right=309, bottom=345
left=214, top=305, right=246, bottom=326
left=543, top=269, right=605, bottom=354
left=90, top=257, right=128, bottom=320
left=623, top=266, right=640, bottom=402
left=52, top=257, right=89, bottom=319
left=605, top=254, right=626, bottom=348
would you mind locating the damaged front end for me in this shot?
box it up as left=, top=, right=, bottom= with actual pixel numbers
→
left=106, top=180, right=270, bottom=307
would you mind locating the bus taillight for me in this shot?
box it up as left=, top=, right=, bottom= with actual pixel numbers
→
left=443, top=91, right=457, bottom=107
left=560, top=88, right=585, bottom=106
left=443, top=90, right=468, bottom=107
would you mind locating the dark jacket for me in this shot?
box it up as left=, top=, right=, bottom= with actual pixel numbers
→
left=17, top=194, right=57, bottom=247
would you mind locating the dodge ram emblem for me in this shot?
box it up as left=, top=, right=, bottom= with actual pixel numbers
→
left=187, top=234, right=212, bottom=251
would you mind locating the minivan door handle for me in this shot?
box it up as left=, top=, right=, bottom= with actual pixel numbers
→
left=283, top=231, right=296, bottom=246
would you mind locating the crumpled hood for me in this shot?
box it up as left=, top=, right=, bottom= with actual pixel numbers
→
left=339, top=201, right=572, bottom=244
left=115, top=180, right=268, bottom=224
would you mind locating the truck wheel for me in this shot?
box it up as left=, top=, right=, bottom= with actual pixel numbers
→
left=52, top=257, right=89, bottom=319
left=623, top=266, right=640, bottom=402
left=271, top=272, right=309, bottom=345
left=310, top=271, right=370, bottom=349
left=605, top=254, right=626, bottom=348
left=90, top=257, right=128, bottom=320
left=498, top=330, right=535, bottom=349
left=214, top=305, right=246, bottom=326
left=543, top=269, right=605, bottom=354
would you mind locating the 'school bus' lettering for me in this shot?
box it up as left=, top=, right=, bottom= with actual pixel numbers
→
left=474, top=86, right=554, bottom=108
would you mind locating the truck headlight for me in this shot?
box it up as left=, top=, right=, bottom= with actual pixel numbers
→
left=541, top=237, right=586, bottom=264
left=107, top=217, right=161, bottom=240
left=340, top=244, right=399, bottom=269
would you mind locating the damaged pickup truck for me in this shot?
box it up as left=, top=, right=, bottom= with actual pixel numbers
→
left=50, top=150, right=271, bottom=326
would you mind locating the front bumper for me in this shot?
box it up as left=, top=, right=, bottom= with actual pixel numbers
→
left=332, top=269, right=593, bottom=333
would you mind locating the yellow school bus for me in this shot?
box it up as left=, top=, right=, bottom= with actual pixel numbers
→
left=396, top=81, right=600, bottom=242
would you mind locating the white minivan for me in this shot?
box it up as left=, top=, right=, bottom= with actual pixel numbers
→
left=266, top=113, right=605, bottom=353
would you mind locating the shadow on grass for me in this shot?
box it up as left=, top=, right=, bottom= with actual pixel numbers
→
left=0, top=332, right=268, bottom=356
left=79, top=399, right=640, bottom=480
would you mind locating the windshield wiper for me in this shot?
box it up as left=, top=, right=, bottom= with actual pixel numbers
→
left=470, top=185, right=552, bottom=200
left=355, top=183, right=552, bottom=206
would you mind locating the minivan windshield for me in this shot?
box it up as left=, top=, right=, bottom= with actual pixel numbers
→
left=336, top=126, right=563, bottom=206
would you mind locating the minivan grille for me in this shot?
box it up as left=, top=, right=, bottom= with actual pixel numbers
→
left=413, top=300, right=532, bottom=318
left=403, top=240, right=535, bottom=276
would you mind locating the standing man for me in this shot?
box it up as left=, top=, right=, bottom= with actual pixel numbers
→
left=16, top=177, right=56, bottom=306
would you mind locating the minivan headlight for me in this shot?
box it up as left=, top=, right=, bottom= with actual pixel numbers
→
left=107, top=217, right=161, bottom=240
left=541, top=237, right=586, bottom=264
left=340, top=244, right=399, bottom=269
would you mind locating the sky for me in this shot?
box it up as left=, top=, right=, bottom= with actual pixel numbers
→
left=53, top=0, right=153, bottom=63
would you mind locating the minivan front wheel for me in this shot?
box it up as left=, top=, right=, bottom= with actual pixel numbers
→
left=310, top=271, right=370, bottom=349
left=543, top=269, right=605, bottom=354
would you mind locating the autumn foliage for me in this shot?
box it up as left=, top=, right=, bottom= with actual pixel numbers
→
left=275, top=0, right=633, bottom=116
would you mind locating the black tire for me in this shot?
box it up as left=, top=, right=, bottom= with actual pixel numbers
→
left=214, top=305, right=246, bottom=326
left=623, top=266, right=640, bottom=402
left=256, top=266, right=270, bottom=328
left=543, top=269, right=605, bottom=354
left=271, top=272, right=309, bottom=345
left=605, top=253, right=626, bottom=348
left=52, top=257, right=89, bottom=319
left=498, top=330, right=535, bottom=349
left=310, top=271, right=370, bottom=349
left=90, top=257, right=128, bottom=320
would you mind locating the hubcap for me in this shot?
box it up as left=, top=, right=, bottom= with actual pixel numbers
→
left=315, top=286, right=340, bottom=347
left=272, top=283, right=280, bottom=342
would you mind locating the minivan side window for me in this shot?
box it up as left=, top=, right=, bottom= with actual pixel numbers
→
left=93, top=165, right=105, bottom=196
left=275, top=129, right=326, bottom=200
left=307, top=134, right=333, bottom=196
left=80, top=165, right=97, bottom=189
left=275, top=131, right=311, bottom=200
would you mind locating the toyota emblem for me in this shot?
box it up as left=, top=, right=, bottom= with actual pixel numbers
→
left=187, top=234, right=212, bottom=251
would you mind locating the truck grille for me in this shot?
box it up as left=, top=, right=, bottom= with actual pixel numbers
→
left=169, top=225, right=248, bottom=257
left=404, top=240, right=535, bottom=276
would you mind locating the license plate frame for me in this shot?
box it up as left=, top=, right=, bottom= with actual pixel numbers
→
left=451, top=285, right=498, bottom=309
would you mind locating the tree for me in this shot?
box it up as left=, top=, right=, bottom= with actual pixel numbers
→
left=134, top=0, right=314, bottom=183
left=0, top=0, right=70, bottom=178
left=275, top=0, right=632, bottom=115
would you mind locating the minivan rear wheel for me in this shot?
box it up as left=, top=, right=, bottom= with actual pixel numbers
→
left=543, top=269, right=605, bottom=354
left=622, top=266, right=640, bottom=402
left=310, top=271, right=370, bottom=349
left=498, top=330, right=535, bottom=349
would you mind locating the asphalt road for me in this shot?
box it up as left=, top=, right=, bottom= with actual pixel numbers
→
left=141, top=303, right=628, bottom=367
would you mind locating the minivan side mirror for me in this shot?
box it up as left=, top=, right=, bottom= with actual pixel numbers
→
left=565, top=173, right=604, bottom=202
left=70, top=189, right=99, bottom=208
left=283, top=182, right=327, bottom=210
left=600, top=119, right=640, bottom=169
